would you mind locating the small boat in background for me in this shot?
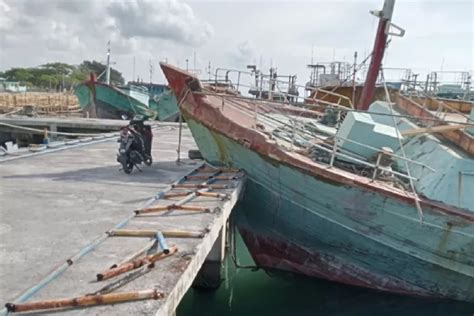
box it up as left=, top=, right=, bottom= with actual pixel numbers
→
left=74, top=44, right=179, bottom=121
left=74, top=76, right=179, bottom=121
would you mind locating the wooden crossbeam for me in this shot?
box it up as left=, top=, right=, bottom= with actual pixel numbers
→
left=163, top=191, right=193, bottom=199
left=401, top=124, right=474, bottom=136
left=135, top=204, right=210, bottom=215
left=107, top=229, right=205, bottom=238
left=97, top=246, right=178, bottom=281
left=171, top=183, right=228, bottom=189
left=196, top=191, right=229, bottom=199
left=198, top=166, right=240, bottom=173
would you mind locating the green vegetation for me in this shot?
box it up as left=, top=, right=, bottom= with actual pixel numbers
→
left=1, top=61, right=125, bottom=91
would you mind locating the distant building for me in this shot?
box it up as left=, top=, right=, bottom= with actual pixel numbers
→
left=0, top=78, right=27, bottom=93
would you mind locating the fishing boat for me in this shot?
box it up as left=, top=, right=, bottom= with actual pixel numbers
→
left=74, top=78, right=179, bottom=121
left=161, top=0, right=474, bottom=301
left=74, top=44, right=179, bottom=121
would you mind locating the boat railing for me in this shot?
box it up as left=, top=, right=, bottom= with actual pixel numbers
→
left=199, top=87, right=434, bottom=183
left=209, top=68, right=354, bottom=111
left=401, top=81, right=473, bottom=124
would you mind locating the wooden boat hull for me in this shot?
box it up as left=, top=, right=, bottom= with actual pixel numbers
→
left=161, top=63, right=474, bottom=302
left=74, top=81, right=180, bottom=121
left=186, top=116, right=474, bottom=301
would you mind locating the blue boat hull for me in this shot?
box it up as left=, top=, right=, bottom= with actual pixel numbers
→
left=185, top=117, right=474, bottom=301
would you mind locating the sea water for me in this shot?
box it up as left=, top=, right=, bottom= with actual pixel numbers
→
left=178, top=234, right=474, bottom=316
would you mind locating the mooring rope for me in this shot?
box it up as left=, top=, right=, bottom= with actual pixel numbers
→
left=381, top=69, right=424, bottom=224
left=176, top=88, right=191, bottom=163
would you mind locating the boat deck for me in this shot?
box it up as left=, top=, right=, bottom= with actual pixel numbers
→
left=0, top=126, right=244, bottom=315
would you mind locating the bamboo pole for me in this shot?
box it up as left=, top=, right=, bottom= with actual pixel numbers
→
left=90, top=265, right=153, bottom=296
left=401, top=124, right=474, bottom=136
left=196, top=191, right=229, bottom=199
left=5, top=289, right=164, bottom=313
left=97, top=246, right=177, bottom=281
left=185, top=175, right=213, bottom=180
left=172, top=183, right=228, bottom=189
left=199, top=166, right=240, bottom=173
left=108, top=229, right=204, bottom=238
left=109, top=239, right=157, bottom=269
left=163, top=191, right=193, bottom=199
left=135, top=204, right=210, bottom=215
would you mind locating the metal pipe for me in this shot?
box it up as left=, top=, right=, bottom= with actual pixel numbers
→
left=156, top=232, right=169, bottom=254
left=359, top=0, right=396, bottom=110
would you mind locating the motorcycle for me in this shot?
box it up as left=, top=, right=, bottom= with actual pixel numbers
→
left=117, top=115, right=153, bottom=174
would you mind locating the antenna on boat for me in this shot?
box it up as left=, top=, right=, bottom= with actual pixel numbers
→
left=106, top=41, right=111, bottom=85
left=208, top=61, right=212, bottom=80
left=352, top=51, right=358, bottom=103
left=358, top=0, right=405, bottom=110
left=133, top=56, right=136, bottom=82
left=149, top=59, right=154, bottom=83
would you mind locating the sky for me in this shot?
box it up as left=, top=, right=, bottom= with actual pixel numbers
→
left=0, top=0, right=472, bottom=86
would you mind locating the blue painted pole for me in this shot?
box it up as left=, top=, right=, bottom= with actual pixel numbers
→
left=156, top=232, right=169, bottom=254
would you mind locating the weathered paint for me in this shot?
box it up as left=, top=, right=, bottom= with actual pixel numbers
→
left=74, top=81, right=179, bottom=121
left=369, top=101, right=474, bottom=210
left=160, top=63, right=474, bottom=301
left=187, top=116, right=474, bottom=301
left=395, top=94, right=474, bottom=155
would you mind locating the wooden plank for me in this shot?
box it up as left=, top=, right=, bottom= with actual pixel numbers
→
left=401, top=124, right=474, bottom=136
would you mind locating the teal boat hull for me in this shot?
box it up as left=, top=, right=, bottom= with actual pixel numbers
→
left=74, top=81, right=178, bottom=121
left=187, top=117, right=474, bottom=301
left=160, top=63, right=474, bottom=302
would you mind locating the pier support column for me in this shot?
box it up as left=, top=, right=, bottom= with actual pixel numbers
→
left=49, top=124, right=57, bottom=141
left=192, top=225, right=226, bottom=289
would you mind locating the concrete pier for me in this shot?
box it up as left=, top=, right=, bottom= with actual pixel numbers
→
left=0, top=125, right=244, bottom=315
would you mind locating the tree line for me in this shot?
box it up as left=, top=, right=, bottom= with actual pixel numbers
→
left=0, top=61, right=125, bottom=92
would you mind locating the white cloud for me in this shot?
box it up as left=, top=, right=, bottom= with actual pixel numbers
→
left=0, top=0, right=471, bottom=84
left=107, top=0, right=213, bottom=46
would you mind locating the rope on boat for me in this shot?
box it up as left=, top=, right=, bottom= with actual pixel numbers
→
left=381, top=70, right=424, bottom=224
left=176, top=88, right=191, bottom=164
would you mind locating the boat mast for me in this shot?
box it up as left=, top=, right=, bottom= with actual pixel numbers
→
left=106, top=41, right=111, bottom=85
left=358, top=0, right=395, bottom=110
